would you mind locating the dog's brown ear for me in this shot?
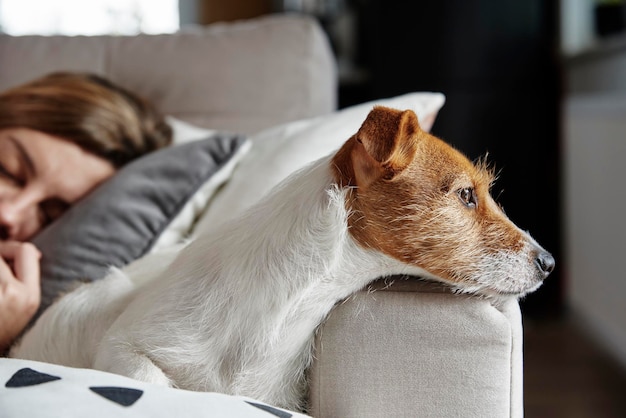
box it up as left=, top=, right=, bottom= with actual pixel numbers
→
left=352, top=106, right=421, bottom=187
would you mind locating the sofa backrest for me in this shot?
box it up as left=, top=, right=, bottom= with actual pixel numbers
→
left=0, top=14, right=337, bottom=134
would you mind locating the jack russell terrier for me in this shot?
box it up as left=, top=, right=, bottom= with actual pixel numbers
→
left=12, top=106, right=554, bottom=411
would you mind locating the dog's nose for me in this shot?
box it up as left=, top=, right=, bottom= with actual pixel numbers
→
left=535, top=251, right=555, bottom=278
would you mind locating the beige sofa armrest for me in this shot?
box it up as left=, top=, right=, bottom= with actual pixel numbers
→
left=309, top=277, right=523, bottom=418
left=0, top=14, right=337, bottom=134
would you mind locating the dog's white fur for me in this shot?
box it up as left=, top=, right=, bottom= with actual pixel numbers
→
left=11, top=107, right=552, bottom=410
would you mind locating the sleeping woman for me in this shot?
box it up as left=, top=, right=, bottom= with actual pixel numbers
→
left=0, top=72, right=172, bottom=352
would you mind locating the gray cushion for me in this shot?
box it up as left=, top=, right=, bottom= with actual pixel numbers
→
left=31, top=133, right=247, bottom=315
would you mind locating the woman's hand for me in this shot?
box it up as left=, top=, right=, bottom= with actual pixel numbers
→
left=0, top=241, right=41, bottom=354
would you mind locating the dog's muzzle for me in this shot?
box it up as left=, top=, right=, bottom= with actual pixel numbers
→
left=535, top=250, right=555, bottom=279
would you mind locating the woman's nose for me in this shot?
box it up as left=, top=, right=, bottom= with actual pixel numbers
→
left=0, top=201, right=19, bottom=239
left=0, top=199, right=23, bottom=239
left=0, top=192, right=42, bottom=241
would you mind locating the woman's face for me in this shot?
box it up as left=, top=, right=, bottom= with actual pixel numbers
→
left=0, top=128, right=115, bottom=241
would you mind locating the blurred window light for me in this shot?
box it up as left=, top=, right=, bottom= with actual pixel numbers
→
left=0, top=0, right=179, bottom=35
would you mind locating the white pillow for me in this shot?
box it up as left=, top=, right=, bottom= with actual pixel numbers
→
left=1, top=358, right=308, bottom=418
left=193, top=92, right=445, bottom=233
left=167, top=115, right=218, bottom=145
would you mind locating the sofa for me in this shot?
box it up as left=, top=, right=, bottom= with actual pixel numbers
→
left=0, top=15, right=523, bottom=417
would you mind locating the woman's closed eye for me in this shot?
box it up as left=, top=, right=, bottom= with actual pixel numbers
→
left=0, top=162, right=21, bottom=186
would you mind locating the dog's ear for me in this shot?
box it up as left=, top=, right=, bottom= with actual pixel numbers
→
left=352, top=106, right=421, bottom=187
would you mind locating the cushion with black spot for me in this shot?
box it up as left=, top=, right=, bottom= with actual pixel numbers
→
left=1, top=358, right=307, bottom=417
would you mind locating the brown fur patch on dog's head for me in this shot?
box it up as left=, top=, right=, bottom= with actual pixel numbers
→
left=332, top=106, right=551, bottom=295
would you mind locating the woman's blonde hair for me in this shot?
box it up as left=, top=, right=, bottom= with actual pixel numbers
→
left=0, top=72, right=172, bottom=167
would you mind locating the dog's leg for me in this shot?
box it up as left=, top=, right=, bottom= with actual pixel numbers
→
left=93, top=339, right=172, bottom=387
left=232, top=346, right=313, bottom=411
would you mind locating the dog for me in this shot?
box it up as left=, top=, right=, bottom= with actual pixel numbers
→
left=12, top=106, right=554, bottom=411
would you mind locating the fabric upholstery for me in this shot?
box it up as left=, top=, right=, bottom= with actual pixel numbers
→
left=309, top=279, right=523, bottom=418
left=0, top=15, right=337, bottom=134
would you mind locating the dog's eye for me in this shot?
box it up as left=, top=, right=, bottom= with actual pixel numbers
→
left=458, top=187, right=477, bottom=208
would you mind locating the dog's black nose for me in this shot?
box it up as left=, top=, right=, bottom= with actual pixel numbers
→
left=535, top=251, right=555, bottom=277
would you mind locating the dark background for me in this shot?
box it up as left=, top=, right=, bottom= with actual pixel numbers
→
left=336, top=0, right=563, bottom=318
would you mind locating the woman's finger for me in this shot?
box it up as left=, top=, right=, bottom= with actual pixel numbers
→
left=0, top=256, right=15, bottom=285
left=11, top=243, right=41, bottom=289
left=0, top=241, right=41, bottom=257
left=0, top=242, right=41, bottom=286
